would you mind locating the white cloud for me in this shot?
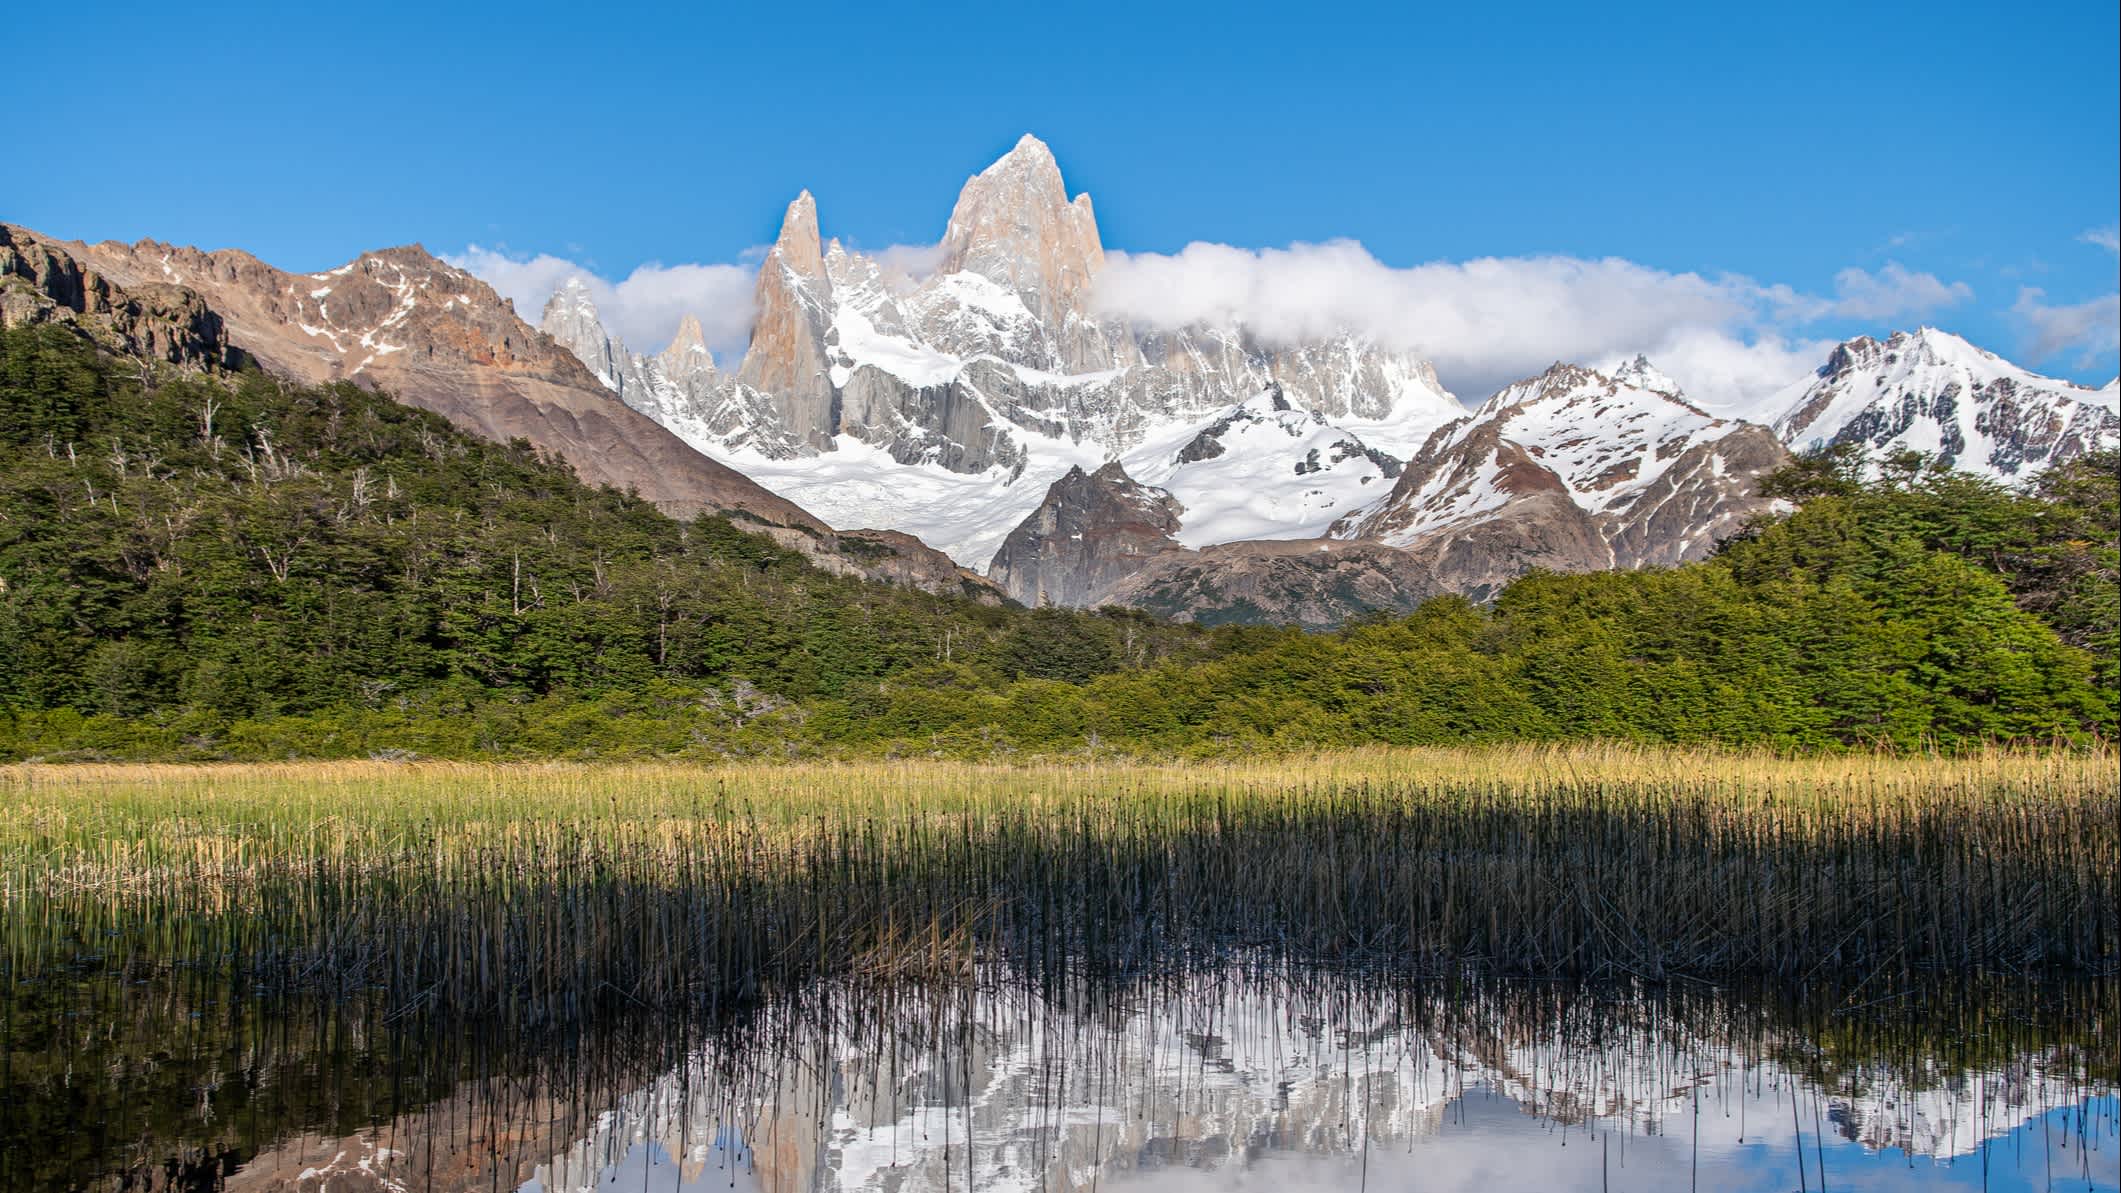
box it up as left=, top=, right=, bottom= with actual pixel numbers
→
left=1820, top=262, right=1973, bottom=321
left=446, top=246, right=759, bottom=360
left=1596, top=328, right=1835, bottom=418
left=447, top=233, right=1985, bottom=415
left=872, top=241, right=949, bottom=282
left=2013, top=287, right=2121, bottom=367
left=2082, top=226, right=2120, bottom=253
left=1092, top=241, right=1967, bottom=411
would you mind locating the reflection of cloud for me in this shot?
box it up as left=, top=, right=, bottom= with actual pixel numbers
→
left=1092, top=241, right=1968, bottom=409
left=1107, top=1087, right=2112, bottom=1193
left=446, top=246, right=759, bottom=359
left=2013, top=287, right=2121, bottom=367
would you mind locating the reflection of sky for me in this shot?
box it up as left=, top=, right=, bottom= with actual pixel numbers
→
left=525, top=1092, right=2118, bottom=1192
left=520, top=1128, right=761, bottom=1193
left=1116, top=1091, right=2119, bottom=1193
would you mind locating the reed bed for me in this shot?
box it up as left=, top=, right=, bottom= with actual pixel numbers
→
left=4, top=745, right=2116, bottom=1027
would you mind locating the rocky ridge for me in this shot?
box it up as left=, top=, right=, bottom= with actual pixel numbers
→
left=0, top=224, right=233, bottom=370
left=0, top=223, right=998, bottom=601
left=1769, top=327, right=2119, bottom=481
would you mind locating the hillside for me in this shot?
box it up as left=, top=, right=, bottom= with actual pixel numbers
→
left=0, top=322, right=2109, bottom=760
left=0, top=324, right=1225, bottom=752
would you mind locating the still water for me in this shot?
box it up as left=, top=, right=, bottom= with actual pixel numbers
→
left=49, top=972, right=2106, bottom=1192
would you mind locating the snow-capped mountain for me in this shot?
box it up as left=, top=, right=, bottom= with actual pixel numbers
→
left=1327, top=359, right=1788, bottom=599
left=530, top=139, right=2113, bottom=621
left=540, top=135, right=1463, bottom=569
left=1771, top=327, right=2119, bottom=482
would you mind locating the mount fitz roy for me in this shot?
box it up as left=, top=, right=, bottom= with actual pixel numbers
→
left=535, top=133, right=2119, bottom=621
left=5, top=134, right=2116, bottom=625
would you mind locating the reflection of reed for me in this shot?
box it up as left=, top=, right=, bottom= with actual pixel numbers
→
left=526, top=972, right=2115, bottom=1193
left=11, top=964, right=2111, bottom=1191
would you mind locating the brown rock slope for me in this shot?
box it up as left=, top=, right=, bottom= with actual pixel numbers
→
left=1100, top=538, right=1443, bottom=629
left=987, top=462, right=1187, bottom=606
left=47, top=227, right=817, bottom=526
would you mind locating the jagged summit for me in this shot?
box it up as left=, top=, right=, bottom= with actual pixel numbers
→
left=1774, top=326, right=2118, bottom=481
left=938, top=133, right=1103, bottom=321
left=662, top=313, right=711, bottom=369
left=532, top=137, right=1461, bottom=568
left=1610, top=354, right=1682, bottom=397
left=769, top=190, right=825, bottom=278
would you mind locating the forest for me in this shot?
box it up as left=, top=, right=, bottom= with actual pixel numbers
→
left=1, top=322, right=2112, bottom=759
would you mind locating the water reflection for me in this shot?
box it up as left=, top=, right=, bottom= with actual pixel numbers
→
left=506, top=974, right=2115, bottom=1193
left=13, top=969, right=2115, bottom=1191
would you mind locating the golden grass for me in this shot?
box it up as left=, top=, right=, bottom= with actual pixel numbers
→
left=4, top=743, right=2114, bottom=1001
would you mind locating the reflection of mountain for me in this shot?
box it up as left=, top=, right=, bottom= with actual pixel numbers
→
left=528, top=978, right=2112, bottom=1193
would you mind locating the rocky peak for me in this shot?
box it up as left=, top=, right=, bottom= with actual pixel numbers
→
left=539, top=277, right=606, bottom=345
left=0, top=223, right=233, bottom=369
left=1610, top=354, right=1681, bottom=396
left=770, top=190, right=825, bottom=279
left=987, top=461, right=1185, bottom=607
left=1820, top=335, right=1882, bottom=378
left=938, top=133, right=1104, bottom=323
left=538, top=277, right=641, bottom=396
left=1773, top=327, right=2118, bottom=481
left=735, top=192, right=838, bottom=449
left=660, top=312, right=713, bottom=372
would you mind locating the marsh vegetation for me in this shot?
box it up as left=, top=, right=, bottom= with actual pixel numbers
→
left=4, top=749, right=2116, bottom=1189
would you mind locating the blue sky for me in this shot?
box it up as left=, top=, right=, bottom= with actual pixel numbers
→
left=6, top=0, right=2116, bottom=395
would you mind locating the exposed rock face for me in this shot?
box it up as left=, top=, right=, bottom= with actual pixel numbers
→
left=1770, top=327, right=2119, bottom=482
left=538, top=275, right=657, bottom=401
left=0, top=224, right=232, bottom=368
left=540, top=136, right=1465, bottom=567
left=1328, top=360, right=1787, bottom=600
left=1101, top=538, right=1443, bottom=629
left=936, top=133, right=1108, bottom=363
left=735, top=191, right=839, bottom=451
left=987, top=463, right=1185, bottom=607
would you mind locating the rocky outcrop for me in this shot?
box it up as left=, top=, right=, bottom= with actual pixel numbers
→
left=798, top=527, right=1005, bottom=604
left=987, top=463, right=1184, bottom=606
left=1101, top=538, right=1442, bottom=628
left=734, top=191, right=839, bottom=451
left=935, top=133, right=1109, bottom=367
left=1770, top=327, right=2119, bottom=482
left=0, top=224, right=232, bottom=369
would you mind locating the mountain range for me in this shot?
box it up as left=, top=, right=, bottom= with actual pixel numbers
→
left=6, top=134, right=2115, bottom=626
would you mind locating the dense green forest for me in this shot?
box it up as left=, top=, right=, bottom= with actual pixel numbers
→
left=0, top=323, right=2112, bottom=758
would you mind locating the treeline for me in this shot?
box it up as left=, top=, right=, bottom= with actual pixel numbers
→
left=0, top=323, right=2112, bottom=759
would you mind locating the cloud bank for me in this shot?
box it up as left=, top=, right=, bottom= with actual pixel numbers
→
left=1091, top=240, right=1972, bottom=412
left=451, top=235, right=1995, bottom=415
left=446, top=246, right=758, bottom=361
